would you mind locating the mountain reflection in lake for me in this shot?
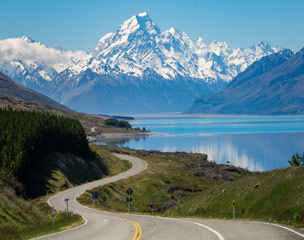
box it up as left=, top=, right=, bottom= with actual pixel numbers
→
left=94, top=117, right=304, bottom=171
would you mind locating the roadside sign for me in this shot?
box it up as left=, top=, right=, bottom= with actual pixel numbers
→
left=92, top=191, right=100, bottom=199
left=126, top=187, right=133, bottom=195
left=64, top=198, right=69, bottom=201
left=127, top=197, right=132, bottom=202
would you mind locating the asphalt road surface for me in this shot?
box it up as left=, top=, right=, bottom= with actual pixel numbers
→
left=32, top=154, right=304, bottom=240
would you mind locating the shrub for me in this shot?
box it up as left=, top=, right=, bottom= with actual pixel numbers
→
left=104, top=118, right=131, bottom=128
left=288, top=153, right=304, bottom=166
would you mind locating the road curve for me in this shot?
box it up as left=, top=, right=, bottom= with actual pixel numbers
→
left=32, top=154, right=304, bottom=240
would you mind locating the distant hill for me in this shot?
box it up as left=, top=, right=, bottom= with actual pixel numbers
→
left=0, top=72, right=135, bottom=135
left=0, top=72, right=142, bottom=135
left=187, top=48, right=304, bottom=115
left=0, top=72, right=70, bottom=112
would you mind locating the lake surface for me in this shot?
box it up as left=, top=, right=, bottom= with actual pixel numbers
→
left=94, top=116, right=304, bottom=171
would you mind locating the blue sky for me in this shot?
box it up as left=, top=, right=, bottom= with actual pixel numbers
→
left=1, top=0, right=303, bottom=52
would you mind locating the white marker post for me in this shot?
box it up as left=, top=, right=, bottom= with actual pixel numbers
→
left=128, top=198, right=130, bottom=213
left=233, top=200, right=236, bottom=219
left=65, top=198, right=69, bottom=213
left=51, top=206, right=55, bottom=225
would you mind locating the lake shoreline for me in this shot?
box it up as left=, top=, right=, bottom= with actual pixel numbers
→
left=88, top=131, right=166, bottom=141
left=130, top=113, right=304, bottom=120
left=92, top=116, right=304, bottom=171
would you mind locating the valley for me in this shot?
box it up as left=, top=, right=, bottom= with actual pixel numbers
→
left=0, top=3, right=304, bottom=240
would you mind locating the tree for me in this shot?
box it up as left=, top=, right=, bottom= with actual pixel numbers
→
left=104, top=118, right=131, bottom=128
left=288, top=153, right=304, bottom=166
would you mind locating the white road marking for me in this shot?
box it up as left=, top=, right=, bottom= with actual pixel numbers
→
left=193, top=222, right=225, bottom=240
left=249, top=221, right=304, bottom=238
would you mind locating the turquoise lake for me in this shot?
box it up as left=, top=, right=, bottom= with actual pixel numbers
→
left=95, top=116, right=304, bottom=171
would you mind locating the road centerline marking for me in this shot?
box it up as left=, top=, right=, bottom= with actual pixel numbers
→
left=135, top=221, right=142, bottom=239
left=131, top=221, right=138, bottom=240
left=131, top=220, right=142, bottom=240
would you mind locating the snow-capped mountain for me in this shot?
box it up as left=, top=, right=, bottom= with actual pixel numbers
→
left=68, top=12, right=279, bottom=83
left=0, top=36, right=90, bottom=92
left=187, top=48, right=304, bottom=115
left=0, top=12, right=282, bottom=113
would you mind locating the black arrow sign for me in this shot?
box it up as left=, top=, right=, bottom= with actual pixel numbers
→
left=126, top=187, right=133, bottom=195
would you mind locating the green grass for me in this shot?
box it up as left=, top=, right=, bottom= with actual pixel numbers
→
left=0, top=192, right=83, bottom=240
left=89, top=144, right=132, bottom=176
left=0, top=145, right=132, bottom=240
left=78, top=148, right=304, bottom=227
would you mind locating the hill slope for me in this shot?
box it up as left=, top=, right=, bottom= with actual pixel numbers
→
left=0, top=144, right=131, bottom=240
left=79, top=147, right=304, bottom=227
left=0, top=72, right=142, bottom=135
left=0, top=72, right=69, bottom=112
left=187, top=48, right=304, bottom=115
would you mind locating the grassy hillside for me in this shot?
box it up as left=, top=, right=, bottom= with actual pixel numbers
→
left=0, top=107, right=132, bottom=240
left=0, top=144, right=131, bottom=240
left=0, top=72, right=69, bottom=112
left=0, top=96, right=144, bottom=135
left=78, top=147, right=304, bottom=227
left=0, top=178, right=83, bottom=240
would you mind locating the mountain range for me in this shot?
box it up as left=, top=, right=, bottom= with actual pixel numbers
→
left=187, top=48, right=304, bottom=115
left=0, top=12, right=281, bottom=113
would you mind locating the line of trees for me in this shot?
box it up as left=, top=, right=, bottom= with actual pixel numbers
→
left=104, top=118, right=131, bottom=128
left=0, top=108, right=90, bottom=178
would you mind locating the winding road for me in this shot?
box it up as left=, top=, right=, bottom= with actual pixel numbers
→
left=33, top=154, right=304, bottom=240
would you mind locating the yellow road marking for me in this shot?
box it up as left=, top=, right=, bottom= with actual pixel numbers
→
left=131, top=221, right=138, bottom=240
left=135, top=222, right=142, bottom=239
left=131, top=220, right=142, bottom=240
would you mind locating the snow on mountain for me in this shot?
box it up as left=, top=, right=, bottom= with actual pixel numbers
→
left=1, top=12, right=280, bottom=86
left=0, top=36, right=90, bottom=90
left=187, top=49, right=303, bottom=115
left=0, top=12, right=283, bottom=113
left=67, top=12, right=280, bottom=84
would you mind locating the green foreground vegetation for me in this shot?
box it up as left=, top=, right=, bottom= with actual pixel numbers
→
left=0, top=189, right=83, bottom=240
left=0, top=145, right=131, bottom=240
left=0, top=96, right=144, bottom=136
left=78, top=147, right=304, bottom=227
left=0, top=108, right=131, bottom=239
left=0, top=107, right=89, bottom=198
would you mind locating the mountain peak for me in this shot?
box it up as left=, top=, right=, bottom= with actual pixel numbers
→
left=21, top=36, right=34, bottom=43
left=258, top=40, right=271, bottom=47
left=118, top=12, right=160, bottom=36
left=168, top=27, right=177, bottom=34
left=255, top=41, right=276, bottom=52
left=137, top=12, right=148, bottom=17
